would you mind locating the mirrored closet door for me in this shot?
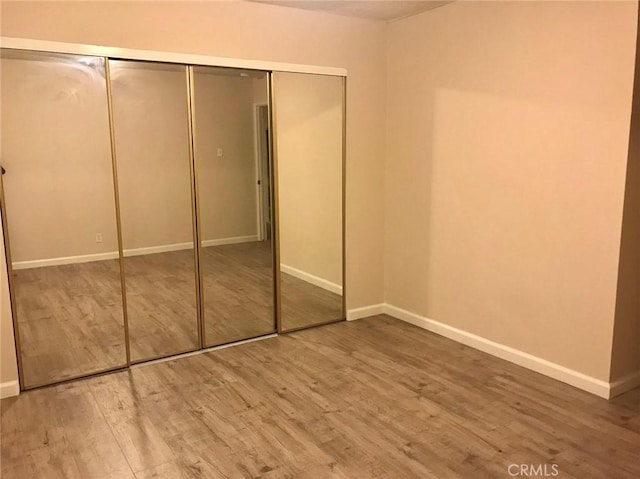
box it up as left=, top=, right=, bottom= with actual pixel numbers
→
left=108, top=60, right=200, bottom=362
left=0, top=49, right=127, bottom=388
left=1, top=43, right=347, bottom=391
left=272, top=72, right=345, bottom=332
left=191, top=66, right=276, bottom=346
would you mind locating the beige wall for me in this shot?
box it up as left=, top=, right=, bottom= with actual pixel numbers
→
left=611, top=10, right=640, bottom=382
left=1, top=54, right=119, bottom=263
left=274, top=72, right=343, bottom=286
left=385, top=0, right=637, bottom=381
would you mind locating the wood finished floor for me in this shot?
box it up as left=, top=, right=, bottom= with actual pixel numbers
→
left=2, top=316, right=639, bottom=478
left=13, top=241, right=342, bottom=387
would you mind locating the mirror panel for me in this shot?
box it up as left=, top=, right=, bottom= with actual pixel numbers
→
left=192, top=66, right=276, bottom=346
left=273, top=72, right=344, bottom=332
left=0, top=49, right=126, bottom=387
left=108, top=60, right=199, bottom=362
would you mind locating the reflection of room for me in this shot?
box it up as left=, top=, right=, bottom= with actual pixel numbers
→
left=0, top=50, right=345, bottom=389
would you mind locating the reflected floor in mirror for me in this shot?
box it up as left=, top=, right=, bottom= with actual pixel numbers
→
left=201, top=241, right=275, bottom=346
left=281, top=273, right=343, bottom=331
left=13, top=261, right=127, bottom=388
left=123, top=251, right=199, bottom=362
left=13, top=240, right=342, bottom=386
left=201, top=240, right=343, bottom=342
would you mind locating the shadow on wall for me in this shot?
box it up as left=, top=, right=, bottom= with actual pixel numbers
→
left=384, top=0, right=636, bottom=381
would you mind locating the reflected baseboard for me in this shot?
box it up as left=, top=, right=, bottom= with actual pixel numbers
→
left=124, top=242, right=192, bottom=257
left=12, top=235, right=262, bottom=270
left=13, top=251, right=120, bottom=270
left=280, top=264, right=343, bottom=295
left=202, top=235, right=259, bottom=247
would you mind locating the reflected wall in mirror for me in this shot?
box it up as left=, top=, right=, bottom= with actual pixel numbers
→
left=0, top=49, right=126, bottom=387
left=273, top=72, right=345, bottom=332
left=192, top=67, right=275, bottom=346
left=109, top=60, right=199, bottom=362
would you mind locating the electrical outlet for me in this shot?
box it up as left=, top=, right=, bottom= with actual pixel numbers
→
left=217, top=148, right=223, bottom=158
left=96, top=233, right=103, bottom=243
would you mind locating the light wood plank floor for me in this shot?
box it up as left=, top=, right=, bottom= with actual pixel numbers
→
left=2, top=316, right=639, bottom=478
left=13, top=241, right=342, bottom=387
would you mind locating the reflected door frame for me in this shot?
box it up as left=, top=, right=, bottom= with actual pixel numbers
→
left=254, top=103, right=271, bottom=242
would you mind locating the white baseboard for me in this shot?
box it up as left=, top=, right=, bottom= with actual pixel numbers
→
left=347, top=304, right=385, bottom=321
left=202, top=235, right=259, bottom=247
left=609, top=371, right=640, bottom=398
left=0, top=380, right=19, bottom=399
left=123, top=242, right=193, bottom=257
left=350, top=303, right=623, bottom=399
left=280, top=264, right=343, bottom=295
left=13, top=251, right=119, bottom=270
left=12, top=236, right=261, bottom=270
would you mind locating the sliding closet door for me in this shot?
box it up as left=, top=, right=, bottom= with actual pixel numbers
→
left=191, top=66, right=276, bottom=346
left=272, top=72, right=345, bottom=332
left=108, top=60, right=199, bottom=362
left=0, top=50, right=127, bottom=388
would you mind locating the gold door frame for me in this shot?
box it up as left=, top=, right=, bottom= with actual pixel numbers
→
left=0, top=171, right=25, bottom=388
left=104, top=58, right=132, bottom=367
left=342, top=76, right=347, bottom=323
left=186, top=65, right=206, bottom=350
left=269, top=73, right=283, bottom=333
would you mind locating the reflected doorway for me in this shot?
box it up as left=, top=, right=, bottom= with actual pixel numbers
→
left=256, top=104, right=272, bottom=242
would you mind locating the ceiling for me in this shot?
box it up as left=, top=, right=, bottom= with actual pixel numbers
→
left=249, top=1, right=453, bottom=22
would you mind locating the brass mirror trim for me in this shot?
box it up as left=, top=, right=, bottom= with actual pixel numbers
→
left=269, top=73, right=284, bottom=333
left=186, top=65, right=206, bottom=350
left=342, top=76, right=347, bottom=321
left=104, top=58, right=132, bottom=367
left=266, top=72, right=280, bottom=334
left=0, top=172, right=25, bottom=389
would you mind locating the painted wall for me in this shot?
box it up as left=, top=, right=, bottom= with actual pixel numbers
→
left=385, top=0, right=637, bottom=381
left=275, top=72, right=343, bottom=287
left=611, top=10, right=640, bottom=383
